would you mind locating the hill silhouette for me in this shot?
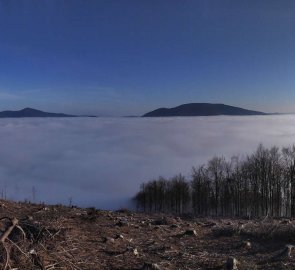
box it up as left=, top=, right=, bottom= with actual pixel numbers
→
left=0, top=108, right=75, bottom=118
left=143, top=103, right=267, bottom=117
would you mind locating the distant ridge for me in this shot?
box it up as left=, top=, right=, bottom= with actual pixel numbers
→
left=0, top=108, right=75, bottom=118
left=142, top=103, right=267, bottom=117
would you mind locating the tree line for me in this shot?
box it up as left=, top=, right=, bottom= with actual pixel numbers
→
left=133, top=144, right=295, bottom=218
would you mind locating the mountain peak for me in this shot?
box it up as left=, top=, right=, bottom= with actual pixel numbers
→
left=20, top=107, right=41, bottom=112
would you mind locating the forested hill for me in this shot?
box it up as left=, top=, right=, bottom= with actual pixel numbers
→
left=143, top=103, right=267, bottom=117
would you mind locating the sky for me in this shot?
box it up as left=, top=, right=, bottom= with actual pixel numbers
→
left=1, top=1, right=295, bottom=115
left=1, top=115, right=295, bottom=209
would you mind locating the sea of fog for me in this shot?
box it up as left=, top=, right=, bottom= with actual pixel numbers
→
left=1, top=115, right=295, bottom=209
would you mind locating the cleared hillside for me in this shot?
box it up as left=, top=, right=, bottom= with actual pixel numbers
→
left=0, top=199, right=294, bottom=269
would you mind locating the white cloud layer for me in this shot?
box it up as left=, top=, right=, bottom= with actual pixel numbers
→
left=1, top=115, right=295, bottom=209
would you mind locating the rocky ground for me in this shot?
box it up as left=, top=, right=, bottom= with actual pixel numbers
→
left=0, top=200, right=295, bottom=269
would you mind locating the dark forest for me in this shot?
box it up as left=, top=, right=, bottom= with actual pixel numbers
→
left=134, top=144, right=295, bottom=218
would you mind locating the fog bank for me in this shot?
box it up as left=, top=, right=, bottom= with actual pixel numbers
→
left=0, top=115, right=295, bottom=209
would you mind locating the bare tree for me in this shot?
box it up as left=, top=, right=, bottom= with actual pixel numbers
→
left=134, top=144, right=295, bottom=218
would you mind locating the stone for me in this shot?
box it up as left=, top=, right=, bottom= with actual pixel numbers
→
left=242, top=241, right=251, bottom=249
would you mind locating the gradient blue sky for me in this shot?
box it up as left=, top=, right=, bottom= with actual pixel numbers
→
left=1, top=0, right=295, bottom=116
